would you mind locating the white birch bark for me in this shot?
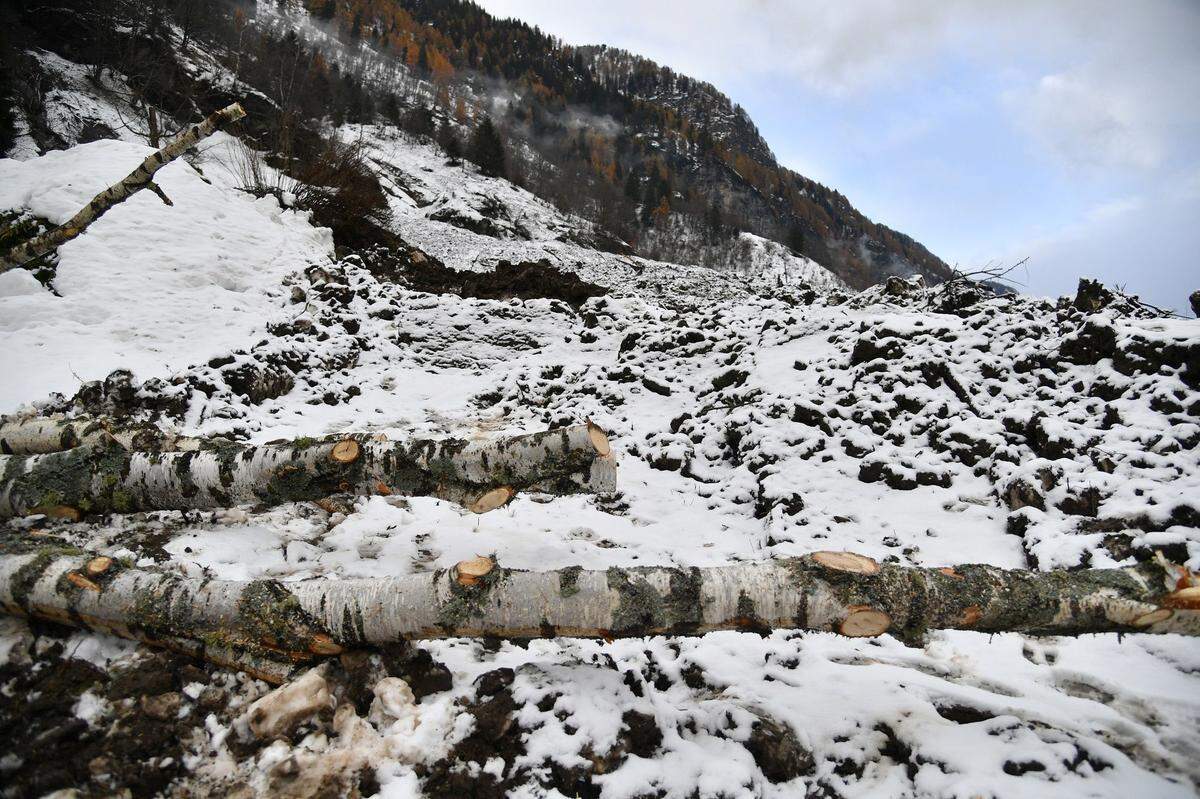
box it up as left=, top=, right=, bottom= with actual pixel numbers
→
left=1, top=547, right=1195, bottom=683
left=0, top=414, right=196, bottom=455
left=0, top=103, right=247, bottom=272
left=0, top=423, right=615, bottom=517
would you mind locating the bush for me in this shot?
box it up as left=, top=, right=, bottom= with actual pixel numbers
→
left=291, top=135, right=393, bottom=250
left=222, top=133, right=393, bottom=251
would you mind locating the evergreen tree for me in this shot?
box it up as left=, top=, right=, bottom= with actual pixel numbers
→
left=624, top=170, right=641, bottom=201
left=468, top=116, right=506, bottom=178
left=403, top=104, right=435, bottom=138
left=786, top=222, right=805, bottom=255
left=705, top=201, right=724, bottom=242
left=437, top=119, right=461, bottom=163
left=382, top=93, right=401, bottom=126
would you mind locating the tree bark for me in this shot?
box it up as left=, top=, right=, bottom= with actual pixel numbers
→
left=0, top=103, right=247, bottom=272
left=0, top=414, right=196, bottom=455
left=0, top=423, right=615, bottom=517
left=1, top=547, right=1195, bottom=683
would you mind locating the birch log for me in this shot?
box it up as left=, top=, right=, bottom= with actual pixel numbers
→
left=1, top=547, right=1196, bottom=683
left=0, top=423, right=615, bottom=517
left=0, top=103, right=247, bottom=272
left=0, top=414, right=197, bottom=455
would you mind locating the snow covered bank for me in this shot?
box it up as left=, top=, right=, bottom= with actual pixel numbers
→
left=0, top=138, right=332, bottom=412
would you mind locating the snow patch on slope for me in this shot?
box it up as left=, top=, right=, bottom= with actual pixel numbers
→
left=0, top=138, right=332, bottom=412
left=732, top=231, right=847, bottom=291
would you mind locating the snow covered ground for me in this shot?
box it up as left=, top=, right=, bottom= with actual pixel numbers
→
left=0, top=136, right=332, bottom=412
left=2, top=96, right=1199, bottom=798
left=356, top=124, right=844, bottom=307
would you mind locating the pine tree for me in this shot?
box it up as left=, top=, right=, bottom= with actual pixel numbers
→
left=787, top=222, right=805, bottom=255
left=624, top=170, right=640, bottom=201
left=382, top=94, right=401, bottom=125
left=705, top=201, right=724, bottom=242
left=404, top=105, right=435, bottom=138
left=437, top=119, right=461, bottom=163
left=468, top=116, right=506, bottom=178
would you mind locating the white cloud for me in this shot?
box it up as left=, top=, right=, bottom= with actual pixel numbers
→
left=476, top=0, right=1200, bottom=307
left=479, top=0, right=1200, bottom=172
left=1005, top=68, right=1165, bottom=171
left=478, top=0, right=973, bottom=95
left=1006, top=188, right=1198, bottom=311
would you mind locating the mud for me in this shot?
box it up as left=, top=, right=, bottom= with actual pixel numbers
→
left=403, top=259, right=607, bottom=309
left=0, top=627, right=216, bottom=799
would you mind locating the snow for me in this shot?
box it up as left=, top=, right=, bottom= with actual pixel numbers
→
left=353, top=125, right=841, bottom=308
left=726, top=231, right=847, bottom=291
left=1, top=61, right=1199, bottom=796
left=5, top=50, right=150, bottom=160
left=0, top=137, right=332, bottom=413
left=73, top=689, right=112, bottom=727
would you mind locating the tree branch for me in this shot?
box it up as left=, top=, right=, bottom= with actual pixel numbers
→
left=0, top=103, right=246, bottom=272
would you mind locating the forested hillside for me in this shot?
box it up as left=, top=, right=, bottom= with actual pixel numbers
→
left=1, top=0, right=952, bottom=288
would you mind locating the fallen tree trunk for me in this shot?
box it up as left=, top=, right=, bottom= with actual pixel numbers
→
left=0, top=413, right=197, bottom=455
left=1, top=547, right=1195, bottom=682
left=0, top=423, right=615, bottom=518
left=0, top=103, right=247, bottom=272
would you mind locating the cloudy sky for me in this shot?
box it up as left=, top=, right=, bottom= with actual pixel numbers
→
left=475, top=0, right=1200, bottom=312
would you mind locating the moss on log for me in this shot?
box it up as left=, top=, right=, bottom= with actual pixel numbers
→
left=0, top=423, right=615, bottom=518
left=1, top=547, right=1195, bottom=684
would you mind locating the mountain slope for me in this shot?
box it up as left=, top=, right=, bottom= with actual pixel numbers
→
left=2, top=107, right=1199, bottom=795
left=278, top=0, right=954, bottom=288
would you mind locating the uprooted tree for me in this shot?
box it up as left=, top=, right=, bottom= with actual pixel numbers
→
left=0, top=422, right=615, bottom=518
left=1, top=544, right=1195, bottom=683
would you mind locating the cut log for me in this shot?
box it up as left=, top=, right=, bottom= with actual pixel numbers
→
left=0, top=103, right=247, bottom=272
left=467, top=486, right=514, bottom=514
left=85, top=556, right=114, bottom=576
left=839, top=607, right=891, bottom=637
left=0, top=413, right=197, bottom=455
left=330, top=439, right=360, bottom=464
left=0, top=423, right=616, bottom=518
left=1, top=547, right=1195, bottom=683
left=454, top=555, right=496, bottom=587
left=812, top=551, right=880, bottom=575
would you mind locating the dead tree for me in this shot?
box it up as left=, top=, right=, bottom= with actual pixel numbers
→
left=0, top=423, right=615, bottom=518
left=1, top=547, right=1195, bottom=683
left=0, top=103, right=246, bottom=272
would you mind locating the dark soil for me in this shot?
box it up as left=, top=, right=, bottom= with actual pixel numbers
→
left=0, top=628, right=218, bottom=799
left=403, top=259, right=607, bottom=308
